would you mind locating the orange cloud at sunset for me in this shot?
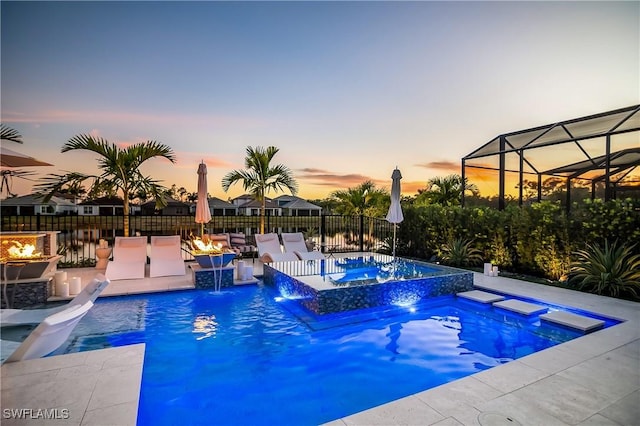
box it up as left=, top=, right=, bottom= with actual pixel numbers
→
left=416, top=161, right=461, bottom=173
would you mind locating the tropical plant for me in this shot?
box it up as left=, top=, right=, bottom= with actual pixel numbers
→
left=569, top=240, right=640, bottom=299
left=35, top=135, right=176, bottom=237
left=222, top=146, right=298, bottom=234
left=330, top=180, right=388, bottom=217
left=415, top=174, right=479, bottom=207
left=0, top=124, right=23, bottom=143
left=438, top=237, right=483, bottom=267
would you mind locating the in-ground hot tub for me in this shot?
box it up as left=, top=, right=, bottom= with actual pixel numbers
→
left=263, top=253, right=473, bottom=314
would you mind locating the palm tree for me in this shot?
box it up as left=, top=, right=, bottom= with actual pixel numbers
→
left=330, top=180, right=388, bottom=217
left=222, top=146, right=298, bottom=234
left=416, top=174, right=479, bottom=206
left=36, top=134, right=176, bottom=236
left=331, top=181, right=388, bottom=247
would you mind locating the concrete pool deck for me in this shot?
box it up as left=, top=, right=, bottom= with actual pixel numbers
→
left=1, top=257, right=638, bottom=425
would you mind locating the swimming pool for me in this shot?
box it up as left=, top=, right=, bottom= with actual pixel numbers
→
left=54, top=284, right=619, bottom=426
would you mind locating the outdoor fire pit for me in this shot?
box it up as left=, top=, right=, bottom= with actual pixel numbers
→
left=189, top=236, right=236, bottom=268
left=0, top=232, right=62, bottom=308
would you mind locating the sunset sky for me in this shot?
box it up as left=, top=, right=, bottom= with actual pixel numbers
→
left=1, top=1, right=638, bottom=201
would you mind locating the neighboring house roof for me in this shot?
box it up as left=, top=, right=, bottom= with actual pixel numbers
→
left=1, top=194, right=75, bottom=207
left=208, top=197, right=237, bottom=209
left=141, top=198, right=190, bottom=208
left=237, top=198, right=280, bottom=209
left=276, top=196, right=322, bottom=210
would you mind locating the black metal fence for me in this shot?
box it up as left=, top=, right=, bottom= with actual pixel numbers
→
left=1, top=214, right=395, bottom=267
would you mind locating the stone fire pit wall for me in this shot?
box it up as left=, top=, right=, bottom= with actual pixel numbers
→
left=3, top=279, right=52, bottom=308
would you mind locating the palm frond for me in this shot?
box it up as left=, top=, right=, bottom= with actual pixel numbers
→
left=0, top=125, right=23, bottom=143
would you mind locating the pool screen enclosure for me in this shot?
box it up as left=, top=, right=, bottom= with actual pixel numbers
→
left=462, top=105, right=640, bottom=210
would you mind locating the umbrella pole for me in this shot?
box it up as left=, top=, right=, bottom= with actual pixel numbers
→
left=392, top=225, right=397, bottom=260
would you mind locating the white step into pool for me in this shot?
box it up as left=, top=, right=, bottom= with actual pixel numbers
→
left=540, top=311, right=605, bottom=333
left=457, top=290, right=505, bottom=304
left=492, top=299, right=548, bottom=316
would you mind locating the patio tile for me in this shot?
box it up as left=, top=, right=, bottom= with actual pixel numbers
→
left=554, top=324, right=639, bottom=359
left=437, top=407, right=482, bottom=426
left=341, top=394, right=444, bottom=425
left=0, top=368, right=60, bottom=389
left=476, top=393, right=569, bottom=426
left=578, top=413, right=626, bottom=426
left=415, top=376, right=502, bottom=416
left=517, top=346, right=586, bottom=375
left=430, top=417, right=465, bottom=426
left=510, top=374, right=611, bottom=424
left=557, top=349, right=639, bottom=400
left=85, top=365, right=143, bottom=411
left=473, top=360, right=547, bottom=393
left=597, top=390, right=640, bottom=426
left=1, top=352, right=89, bottom=378
left=82, top=401, right=138, bottom=426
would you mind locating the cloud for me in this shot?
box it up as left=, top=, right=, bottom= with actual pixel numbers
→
left=296, top=169, right=386, bottom=188
left=415, top=161, right=460, bottom=172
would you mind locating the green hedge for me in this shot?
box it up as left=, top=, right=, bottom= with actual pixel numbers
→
left=396, top=199, right=640, bottom=281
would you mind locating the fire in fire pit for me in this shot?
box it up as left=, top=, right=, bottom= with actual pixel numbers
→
left=4, top=240, right=43, bottom=260
left=0, top=232, right=61, bottom=280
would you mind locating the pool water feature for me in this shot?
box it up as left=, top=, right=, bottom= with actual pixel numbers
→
left=263, top=253, right=473, bottom=314
left=54, top=285, right=620, bottom=426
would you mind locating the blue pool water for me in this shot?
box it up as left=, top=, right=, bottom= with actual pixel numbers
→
left=56, top=284, right=618, bottom=426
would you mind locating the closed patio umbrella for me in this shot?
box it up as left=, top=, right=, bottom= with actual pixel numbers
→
left=195, top=162, right=211, bottom=236
left=386, top=168, right=404, bottom=260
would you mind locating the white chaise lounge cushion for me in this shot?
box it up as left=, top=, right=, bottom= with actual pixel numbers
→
left=3, top=300, right=94, bottom=363
left=255, top=233, right=297, bottom=263
left=105, top=236, right=147, bottom=280
left=149, top=236, right=185, bottom=278
left=281, top=232, right=325, bottom=261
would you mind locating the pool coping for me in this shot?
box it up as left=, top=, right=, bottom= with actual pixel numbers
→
left=1, top=263, right=638, bottom=425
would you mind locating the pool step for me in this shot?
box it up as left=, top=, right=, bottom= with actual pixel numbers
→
left=540, top=311, right=605, bottom=333
left=457, top=290, right=505, bottom=304
left=492, top=299, right=548, bottom=316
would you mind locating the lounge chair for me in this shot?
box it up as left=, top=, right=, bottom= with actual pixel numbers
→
left=1, top=299, right=94, bottom=364
left=229, top=232, right=257, bottom=261
left=254, top=233, right=298, bottom=263
left=149, top=235, right=186, bottom=278
left=281, top=232, right=325, bottom=261
left=0, top=274, right=110, bottom=327
left=105, top=236, right=148, bottom=280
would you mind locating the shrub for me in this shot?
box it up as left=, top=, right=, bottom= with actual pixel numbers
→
left=569, top=240, right=640, bottom=300
left=438, top=237, right=482, bottom=267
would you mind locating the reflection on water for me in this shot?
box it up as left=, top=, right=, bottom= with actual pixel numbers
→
left=192, top=314, right=219, bottom=340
